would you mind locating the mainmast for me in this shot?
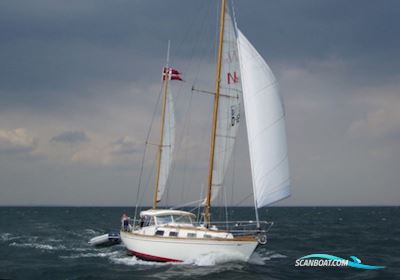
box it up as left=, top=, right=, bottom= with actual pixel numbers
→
left=153, top=41, right=171, bottom=209
left=204, top=0, right=226, bottom=226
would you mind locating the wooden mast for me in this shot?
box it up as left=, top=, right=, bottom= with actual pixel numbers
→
left=204, top=0, right=226, bottom=226
left=153, top=41, right=171, bottom=209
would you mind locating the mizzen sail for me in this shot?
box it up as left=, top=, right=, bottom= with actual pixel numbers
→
left=156, top=86, right=175, bottom=202
left=156, top=68, right=178, bottom=203
left=237, top=30, right=290, bottom=207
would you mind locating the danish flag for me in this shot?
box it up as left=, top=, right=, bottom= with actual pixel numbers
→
left=162, top=67, right=183, bottom=81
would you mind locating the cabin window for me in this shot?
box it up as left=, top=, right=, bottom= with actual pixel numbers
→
left=169, top=232, right=178, bottom=237
left=156, top=215, right=172, bottom=225
left=142, top=216, right=155, bottom=227
left=148, top=217, right=155, bottom=226
left=187, top=233, right=196, bottom=238
left=171, top=215, right=193, bottom=224
left=203, top=234, right=212, bottom=238
left=155, top=230, right=164, bottom=236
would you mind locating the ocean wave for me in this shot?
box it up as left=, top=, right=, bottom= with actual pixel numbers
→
left=110, top=251, right=247, bottom=268
left=9, top=242, right=66, bottom=251
left=184, top=252, right=247, bottom=266
left=149, top=255, right=246, bottom=279
left=34, top=222, right=51, bottom=229
left=266, top=253, right=287, bottom=259
left=248, top=252, right=266, bottom=265
left=84, top=229, right=98, bottom=235
left=47, top=237, right=63, bottom=243
left=1, top=232, right=21, bottom=242
left=110, top=255, right=168, bottom=266
left=60, top=251, right=119, bottom=259
left=69, top=247, right=93, bottom=252
left=262, top=251, right=287, bottom=261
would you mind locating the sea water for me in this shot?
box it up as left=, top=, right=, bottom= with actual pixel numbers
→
left=0, top=207, right=398, bottom=279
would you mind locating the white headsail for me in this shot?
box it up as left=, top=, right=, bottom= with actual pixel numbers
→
left=237, top=30, right=290, bottom=207
left=208, top=7, right=242, bottom=203
left=157, top=88, right=175, bottom=202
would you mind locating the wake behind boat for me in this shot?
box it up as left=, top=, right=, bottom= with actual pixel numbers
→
left=121, top=0, right=290, bottom=262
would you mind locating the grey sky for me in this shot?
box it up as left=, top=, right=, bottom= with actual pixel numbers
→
left=0, top=0, right=399, bottom=206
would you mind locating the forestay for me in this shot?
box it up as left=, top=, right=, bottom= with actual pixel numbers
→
left=237, top=30, right=290, bottom=207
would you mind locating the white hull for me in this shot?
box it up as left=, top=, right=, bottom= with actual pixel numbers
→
left=120, top=230, right=258, bottom=262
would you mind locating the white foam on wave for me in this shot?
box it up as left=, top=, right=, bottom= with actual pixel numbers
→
left=248, top=252, right=266, bottom=265
left=84, top=229, right=98, bottom=235
left=1, top=232, right=21, bottom=242
left=149, top=254, right=247, bottom=280
left=262, top=252, right=287, bottom=261
left=69, top=247, right=93, bottom=252
left=109, top=251, right=246, bottom=268
left=269, top=253, right=287, bottom=259
left=184, top=252, right=247, bottom=266
left=108, top=249, right=286, bottom=268
left=247, top=250, right=288, bottom=264
left=60, top=251, right=119, bottom=259
left=47, top=237, right=63, bottom=243
left=110, top=255, right=169, bottom=267
left=9, top=242, right=66, bottom=251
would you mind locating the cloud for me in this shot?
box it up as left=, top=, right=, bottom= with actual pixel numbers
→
left=349, top=108, right=400, bottom=140
left=51, top=130, right=89, bottom=144
left=70, top=136, right=140, bottom=166
left=345, top=84, right=400, bottom=161
left=111, top=136, right=138, bottom=155
left=0, top=128, right=37, bottom=154
left=71, top=146, right=110, bottom=166
left=347, top=83, right=400, bottom=140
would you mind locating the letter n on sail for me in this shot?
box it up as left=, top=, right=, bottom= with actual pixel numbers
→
left=227, top=72, right=239, bottom=84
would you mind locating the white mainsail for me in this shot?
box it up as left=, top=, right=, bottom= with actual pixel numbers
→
left=157, top=88, right=175, bottom=202
left=208, top=7, right=242, bottom=203
left=237, top=30, right=290, bottom=207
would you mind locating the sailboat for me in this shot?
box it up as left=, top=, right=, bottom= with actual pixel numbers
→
left=120, top=0, right=290, bottom=262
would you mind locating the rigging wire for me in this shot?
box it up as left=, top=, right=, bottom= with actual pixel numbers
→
left=156, top=2, right=210, bottom=208
left=133, top=84, right=163, bottom=219
left=197, top=184, right=204, bottom=223
left=170, top=198, right=203, bottom=210
left=223, top=186, right=229, bottom=229
left=167, top=1, right=217, bottom=206
left=151, top=2, right=211, bottom=208
left=231, top=139, right=237, bottom=205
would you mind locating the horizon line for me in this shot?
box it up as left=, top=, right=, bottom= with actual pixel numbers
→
left=0, top=204, right=398, bottom=208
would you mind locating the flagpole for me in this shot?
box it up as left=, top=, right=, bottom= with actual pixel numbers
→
left=166, top=40, right=170, bottom=67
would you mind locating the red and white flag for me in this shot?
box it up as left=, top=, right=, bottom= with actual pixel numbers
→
left=162, top=67, right=183, bottom=81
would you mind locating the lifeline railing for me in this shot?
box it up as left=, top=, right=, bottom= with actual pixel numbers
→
left=124, top=219, right=273, bottom=235
left=204, top=220, right=274, bottom=237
